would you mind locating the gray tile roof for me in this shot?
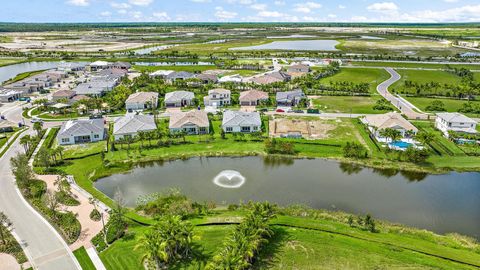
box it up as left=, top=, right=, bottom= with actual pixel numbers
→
left=164, top=91, right=195, bottom=103
left=222, top=110, right=261, bottom=127
left=276, top=90, right=304, bottom=102
left=436, top=112, right=477, bottom=124
left=113, top=114, right=157, bottom=135
left=58, top=119, right=104, bottom=137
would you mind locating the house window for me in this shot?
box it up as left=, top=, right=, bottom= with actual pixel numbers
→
left=94, top=134, right=99, bottom=139
left=253, top=126, right=258, bottom=131
left=199, top=127, right=206, bottom=132
left=61, top=138, right=70, bottom=143
left=241, top=126, right=251, bottom=132
left=226, top=127, right=233, bottom=132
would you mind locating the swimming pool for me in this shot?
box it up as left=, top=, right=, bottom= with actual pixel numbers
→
left=389, top=141, right=413, bottom=149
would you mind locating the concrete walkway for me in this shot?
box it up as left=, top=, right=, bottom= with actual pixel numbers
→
left=86, top=247, right=107, bottom=270
left=0, top=253, right=20, bottom=270
left=28, top=127, right=51, bottom=167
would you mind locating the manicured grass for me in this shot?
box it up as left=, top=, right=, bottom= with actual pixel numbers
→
left=73, top=247, right=96, bottom=270
left=318, top=67, right=390, bottom=94
left=312, top=96, right=392, bottom=114
left=3, top=69, right=46, bottom=84
left=133, top=65, right=216, bottom=73
left=100, top=224, right=233, bottom=270
left=349, top=61, right=480, bottom=70
left=161, top=38, right=271, bottom=55
left=391, top=69, right=462, bottom=92
left=98, top=211, right=480, bottom=270
left=405, top=97, right=480, bottom=117
left=63, top=141, right=106, bottom=159
left=413, top=121, right=466, bottom=156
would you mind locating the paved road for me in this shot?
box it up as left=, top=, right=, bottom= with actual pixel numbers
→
left=0, top=106, right=80, bottom=270
left=377, top=68, right=429, bottom=120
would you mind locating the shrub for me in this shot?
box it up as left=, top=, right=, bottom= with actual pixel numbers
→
left=264, top=138, right=296, bottom=155
left=373, top=99, right=394, bottom=111
left=90, top=209, right=101, bottom=221
left=425, top=100, right=446, bottom=112
left=55, top=191, right=80, bottom=206
left=343, top=142, right=368, bottom=159
left=403, top=147, right=429, bottom=163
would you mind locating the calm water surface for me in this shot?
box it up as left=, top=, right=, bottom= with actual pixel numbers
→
left=231, top=40, right=339, bottom=51
left=0, top=61, right=86, bottom=84
left=95, top=157, right=480, bottom=238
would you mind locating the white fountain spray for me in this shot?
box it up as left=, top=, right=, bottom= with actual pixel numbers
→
left=213, top=170, right=246, bottom=189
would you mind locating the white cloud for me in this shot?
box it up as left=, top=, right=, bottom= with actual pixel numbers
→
left=225, top=0, right=254, bottom=4
left=215, top=6, right=238, bottom=19
left=327, top=14, right=337, bottom=18
left=257, top=11, right=285, bottom=18
left=100, top=11, right=112, bottom=16
left=443, top=0, right=459, bottom=2
left=153, top=11, right=171, bottom=21
left=128, top=0, right=153, bottom=6
left=367, top=2, right=399, bottom=13
left=66, top=0, right=89, bottom=6
left=130, top=11, right=143, bottom=19
left=274, top=1, right=286, bottom=6
left=338, top=5, right=346, bottom=9
left=190, top=0, right=211, bottom=2
left=111, top=2, right=131, bottom=9
left=118, top=9, right=128, bottom=14
left=294, top=2, right=323, bottom=13
left=251, top=3, right=267, bottom=11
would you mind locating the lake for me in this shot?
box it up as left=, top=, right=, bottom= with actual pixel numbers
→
left=133, top=45, right=177, bottom=55
left=0, top=61, right=87, bottom=84
left=95, top=156, right=480, bottom=239
left=230, top=40, right=339, bottom=51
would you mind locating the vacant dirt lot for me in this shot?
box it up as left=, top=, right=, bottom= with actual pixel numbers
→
left=269, top=118, right=336, bottom=139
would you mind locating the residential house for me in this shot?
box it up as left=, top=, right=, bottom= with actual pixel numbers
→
left=435, top=112, right=477, bottom=137
left=150, top=70, right=175, bottom=79
left=110, top=62, right=132, bottom=70
left=169, top=110, right=210, bottom=135
left=196, top=73, right=218, bottom=84
left=203, top=88, right=231, bottom=107
left=239, top=90, right=269, bottom=106
left=70, top=94, right=91, bottom=104
left=52, top=90, right=76, bottom=102
left=222, top=110, right=262, bottom=133
left=287, top=64, right=311, bottom=73
left=251, top=71, right=291, bottom=85
left=86, top=61, right=110, bottom=72
left=73, top=78, right=117, bottom=97
left=166, top=71, right=196, bottom=83
left=164, top=91, right=195, bottom=108
left=361, top=112, right=418, bottom=142
left=113, top=114, right=157, bottom=141
left=219, top=74, right=244, bottom=83
left=276, top=90, right=305, bottom=107
left=125, top=92, right=159, bottom=111
left=0, top=88, right=22, bottom=102
left=57, top=118, right=105, bottom=145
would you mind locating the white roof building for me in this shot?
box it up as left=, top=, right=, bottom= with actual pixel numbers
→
left=113, top=114, right=157, bottom=140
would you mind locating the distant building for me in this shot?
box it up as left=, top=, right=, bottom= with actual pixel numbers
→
left=239, top=90, right=269, bottom=106
left=435, top=112, right=477, bottom=137
left=164, top=91, right=195, bottom=108
left=113, top=114, right=157, bottom=141
left=276, top=90, right=305, bottom=107
left=57, top=119, right=105, bottom=145
left=219, top=74, right=244, bottom=83
left=166, top=71, right=196, bottom=83
left=169, top=110, right=210, bottom=135
left=287, top=64, right=311, bottom=73
left=196, top=73, right=218, bottom=84
left=125, top=92, right=159, bottom=111
left=0, top=88, right=22, bottom=103
left=222, top=110, right=262, bottom=133
left=52, top=90, right=76, bottom=102
left=203, top=88, right=231, bottom=107
left=150, top=70, right=175, bottom=79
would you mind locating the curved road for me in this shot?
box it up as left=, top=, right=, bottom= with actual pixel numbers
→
left=377, top=68, right=429, bottom=120
left=0, top=104, right=80, bottom=270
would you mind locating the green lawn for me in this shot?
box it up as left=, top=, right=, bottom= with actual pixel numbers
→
left=318, top=68, right=390, bottom=94
left=391, top=69, right=463, bottom=93
left=62, top=141, right=106, bottom=159
left=133, top=65, right=216, bottom=73
left=161, top=38, right=271, bottom=55
left=349, top=61, right=480, bottom=70
left=100, top=224, right=233, bottom=270
left=73, top=247, right=96, bottom=270
left=312, top=96, right=392, bottom=114
left=97, top=211, right=480, bottom=270
left=405, top=97, right=480, bottom=117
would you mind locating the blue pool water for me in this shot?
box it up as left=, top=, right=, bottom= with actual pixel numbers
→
left=389, top=141, right=412, bottom=149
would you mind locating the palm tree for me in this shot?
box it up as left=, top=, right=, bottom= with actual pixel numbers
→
left=380, top=128, right=401, bottom=143
left=56, top=146, right=65, bottom=161
left=20, top=135, right=31, bottom=153
left=137, top=131, right=146, bottom=149
left=415, top=131, right=434, bottom=146
left=33, top=121, right=43, bottom=137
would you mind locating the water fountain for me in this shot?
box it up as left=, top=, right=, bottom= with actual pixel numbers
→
left=213, top=170, right=246, bottom=188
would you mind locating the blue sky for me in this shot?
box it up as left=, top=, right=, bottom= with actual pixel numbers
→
left=2, top=0, right=480, bottom=23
